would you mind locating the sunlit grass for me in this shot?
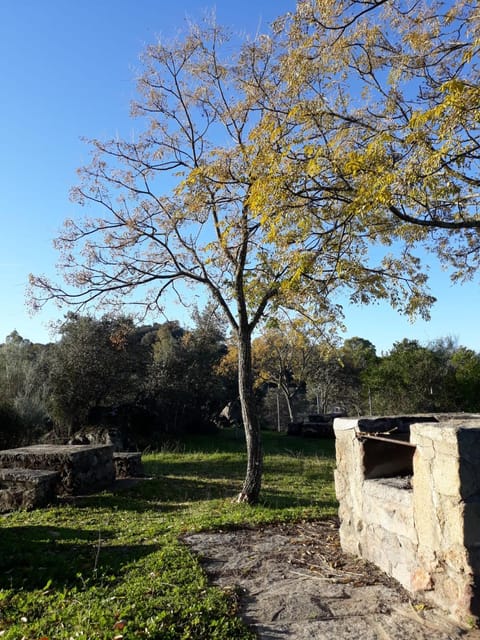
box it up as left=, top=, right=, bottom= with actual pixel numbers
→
left=0, top=429, right=337, bottom=639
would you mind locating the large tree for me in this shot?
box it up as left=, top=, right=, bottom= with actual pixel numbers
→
left=0, top=331, right=51, bottom=441
left=252, top=322, right=320, bottom=424
left=30, top=18, right=433, bottom=502
left=145, top=310, right=230, bottom=437
left=362, top=338, right=453, bottom=414
left=449, top=345, right=480, bottom=412
left=47, top=314, right=145, bottom=435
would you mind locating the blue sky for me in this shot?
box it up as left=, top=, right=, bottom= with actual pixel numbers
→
left=0, top=0, right=477, bottom=354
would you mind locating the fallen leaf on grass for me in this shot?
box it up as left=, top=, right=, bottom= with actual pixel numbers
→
left=113, top=620, right=127, bottom=630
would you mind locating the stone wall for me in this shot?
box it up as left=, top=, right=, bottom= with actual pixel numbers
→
left=334, top=415, right=480, bottom=622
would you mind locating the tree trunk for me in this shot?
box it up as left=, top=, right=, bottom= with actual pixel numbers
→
left=282, top=386, right=295, bottom=423
left=236, top=323, right=263, bottom=504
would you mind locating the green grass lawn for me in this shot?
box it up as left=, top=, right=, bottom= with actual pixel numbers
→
left=0, top=430, right=337, bottom=639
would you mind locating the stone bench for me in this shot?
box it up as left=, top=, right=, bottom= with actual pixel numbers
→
left=113, top=452, right=144, bottom=478
left=0, top=467, right=59, bottom=512
left=0, top=444, right=115, bottom=495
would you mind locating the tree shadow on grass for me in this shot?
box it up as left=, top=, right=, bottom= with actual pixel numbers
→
left=45, top=444, right=336, bottom=518
left=0, top=524, right=159, bottom=591
left=124, top=465, right=335, bottom=512
left=263, top=461, right=335, bottom=482
left=143, top=457, right=247, bottom=481
left=113, top=457, right=336, bottom=509
left=185, top=428, right=336, bottom=457
left=258, top=488, right=338, bottom=512
left=143, top=456, right=334, bottom=484
left=133, top=475, right=239, bottom=502
left=67, top=474, right=241, bottom=512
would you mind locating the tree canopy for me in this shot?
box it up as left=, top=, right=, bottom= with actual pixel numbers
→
left=29, top=2, right=479, bottom=501
left=47, top=314, right=145, bottom=435
left=266, top=0, right=480, bottom=281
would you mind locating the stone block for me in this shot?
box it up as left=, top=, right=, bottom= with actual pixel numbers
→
left=411, top=421, right=458, bottom=447
left=432, top=452, right=460, bottom=497
left=361, top=525, right=393, bottom=575
left=438, top=497, right=465, bottom=548
left=338, top=526, right=361, bottom=556
left=0, top=444, right=115, bottom=495
left=113, top=452, right=144, bottom=478
left=333, top=418, right=360, bottom=432
left=0, top=467, right=59, bottom=512
left=333, top=469, right=347, bottom=500
left=413, top=459, right=442, bottom=554
left=361, top=526, right=418, bottom=589
left=442, top=545, right=470, bottom=574
left=411, top=567, right=433, bottom=592
left=363, top=479, right=416, bottom=541
left=392, top=559, right=418, bottom=592
left=428, top=568, right=475, bottom=621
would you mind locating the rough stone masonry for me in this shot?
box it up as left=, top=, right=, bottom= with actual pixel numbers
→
left=334, top=414, right=480, bottom=623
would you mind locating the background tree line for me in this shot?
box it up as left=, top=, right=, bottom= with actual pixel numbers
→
left=1, top=313, right=479, bottom=450
left=0, top=309, right=232, bottom=449
left=250, top=330, right=480, bottom=428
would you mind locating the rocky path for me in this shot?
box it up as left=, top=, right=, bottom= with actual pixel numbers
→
left=185, top=519, right=480, bottom=640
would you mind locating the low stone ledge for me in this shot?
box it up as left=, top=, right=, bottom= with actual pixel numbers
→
left=0, top=467, right=59, bottom=512
left=113, top=452, right=144, bottom=478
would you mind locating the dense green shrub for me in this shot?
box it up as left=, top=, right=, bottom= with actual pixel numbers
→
left=0, top=402, right=24, bottom=449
